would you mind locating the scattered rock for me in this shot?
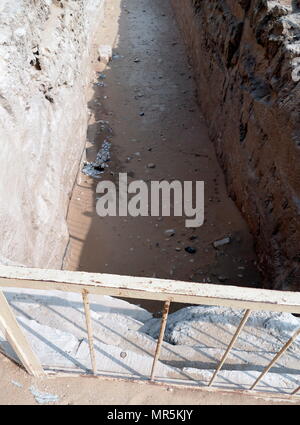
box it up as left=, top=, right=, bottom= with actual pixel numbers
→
left=213, top=237, right=231, bottom=249
left=98, top=45, right=112, bottom=64
left=153, top=310, right=163, bottom=318
left=165, top=229, right=176, bottom=237
left=29, top=386, right=59, bottom=405
left=185, top=247, right=197, bottom=254
left=120, top=351, right=127, bottom=359
left=218, top=276, right=228, bottom=283
left=147, top=163, right=156, bottom=169
left=11, top=380, right=23, bottom=388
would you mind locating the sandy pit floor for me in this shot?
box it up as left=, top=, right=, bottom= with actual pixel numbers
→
left=64, top=0, right=262, bottom=317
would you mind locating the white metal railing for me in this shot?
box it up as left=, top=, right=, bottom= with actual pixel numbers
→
left=0, top=265, right=299, bottom=399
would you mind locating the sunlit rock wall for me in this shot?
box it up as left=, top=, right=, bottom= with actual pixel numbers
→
left=0, top=0, right=104, bottom=268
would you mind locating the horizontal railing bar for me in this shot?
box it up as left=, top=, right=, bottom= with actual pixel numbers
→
left=0, top=266, right=299, bottom=314
left=43, top=369, right=300, bottom=402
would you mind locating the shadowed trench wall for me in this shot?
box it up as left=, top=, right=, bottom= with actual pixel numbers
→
left=171, top=0, right=300, bottom=290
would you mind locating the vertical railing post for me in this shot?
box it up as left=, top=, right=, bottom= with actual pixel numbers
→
left=150, top=300, right=171, bottom=381
left=82, top=289, right=97, bottom=375
left=250, top=328, right=300, bottom=391
left=208, top=309, right=251, bottom=387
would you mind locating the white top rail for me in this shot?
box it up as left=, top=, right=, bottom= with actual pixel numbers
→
left=0, top=265, right=299, bottom=314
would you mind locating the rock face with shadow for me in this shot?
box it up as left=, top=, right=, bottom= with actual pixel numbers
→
left=0, top=0, right=104, bottom=268
left=171, top=0, right=300, bottom=290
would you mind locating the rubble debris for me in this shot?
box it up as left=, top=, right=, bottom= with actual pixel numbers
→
left=11, top=380, right=23, bottom=388
left=147, top=163, right=156, bottom=169
left=82, top=140, right=111, bottom=178
left=213, top=237, right=231, bottom=249
left=98, top=45, right=112, bottom=64
left=95, top=120, right=112, bottom=134
left=29, top=386, right=59, bottom=405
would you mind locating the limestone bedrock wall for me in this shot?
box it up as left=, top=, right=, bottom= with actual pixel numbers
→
left=0, top=0, right=104, bottom=268
left=172, top=0, right=300, bottom=290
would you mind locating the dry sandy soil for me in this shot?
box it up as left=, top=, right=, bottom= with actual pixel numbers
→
left=64, top=0, right=262, bottom=317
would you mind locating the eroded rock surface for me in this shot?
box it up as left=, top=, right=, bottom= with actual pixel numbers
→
left=0, top=0, right=104, bottom=268
left=171, top=0, right=300, bottom=290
